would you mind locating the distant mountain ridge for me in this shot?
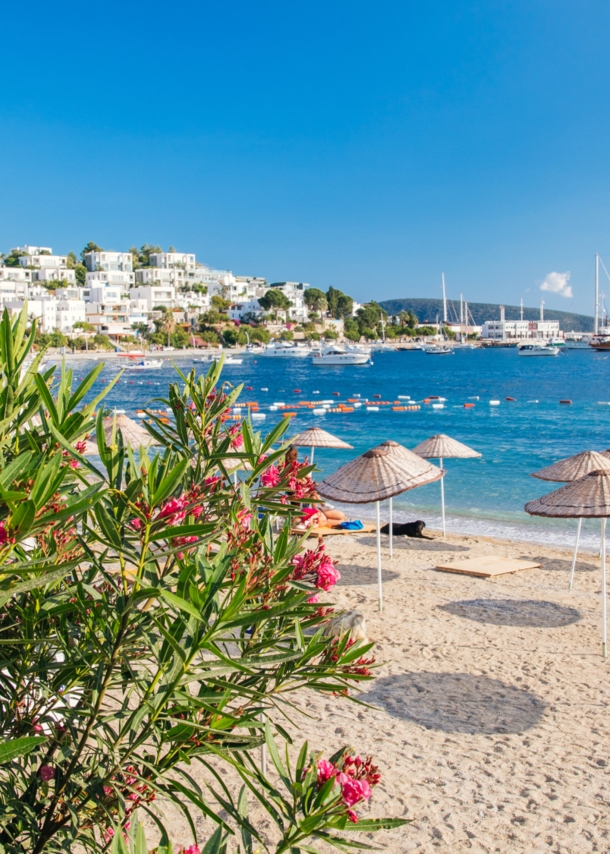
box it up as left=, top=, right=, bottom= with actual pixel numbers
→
left=377, top=298, right=594, bottom=333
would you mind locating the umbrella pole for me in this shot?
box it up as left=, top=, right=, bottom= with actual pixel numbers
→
left=569, top=517, right=582, bottom=591
left=311, top=446, right=315, bottom=464
left=389, top=496, right=393, bottom=558
left=603, top=518, right=607, bottom=659
left=376, top=502, right=383, bottom=611
left=440, top=456, right=446, bottom=537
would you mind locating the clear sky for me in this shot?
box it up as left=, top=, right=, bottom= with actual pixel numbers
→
left=1, top=0, right=609, bottom=316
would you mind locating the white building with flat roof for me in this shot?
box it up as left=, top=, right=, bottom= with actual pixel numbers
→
left=86, top=270, right=134, bottom=289
left=19, top=251, right=67, bottom=270
left=34, top=268, right=76, bottom=285
left=129, top=286, right=175, bottom=311
left=83, top=251, right=133, bottom=273
left=149, top=252, right=196, bottom=272
left=56, top=298, right=87, bottom=333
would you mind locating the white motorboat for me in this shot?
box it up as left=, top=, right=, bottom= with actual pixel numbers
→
left=517, top=343, right=560, bottom=356
left=126, top=359, right=164, bottom=370
left=424, top=345, right=453, bottom=355
left=260, top=341, right=311, bottom=358
left=195, top=355, right=243, bottom=365
left=244, top=344, right=265, bottom=355
left=563, top=337, right=593, bottom=350
left=311, top=344, right=371, bottom=366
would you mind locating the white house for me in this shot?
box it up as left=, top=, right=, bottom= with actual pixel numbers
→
left=56, top=298, right=87, bottom=333
left=34, top=268, right=76, bottom=285
left=266, top=282, right=311, bottom=322
left=86, top=270, right=135, bottom=289
left=83, top=251, right=133, bottom=273
left=149, top=252, right=197, bottom=272
left=18, top=251, right=68, bottom=270
left=129, top=286, right=176, bottom=311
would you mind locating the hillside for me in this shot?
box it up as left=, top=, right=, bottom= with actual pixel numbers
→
left=377, top=298, right=594, bottom=332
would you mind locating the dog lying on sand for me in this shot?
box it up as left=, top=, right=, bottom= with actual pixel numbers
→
left=379, top=520, right=431, bottom=538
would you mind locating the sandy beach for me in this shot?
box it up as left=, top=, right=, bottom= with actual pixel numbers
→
left=285, top=529, right=610, bottom=853
left=139, top=529, right=610, bottom=852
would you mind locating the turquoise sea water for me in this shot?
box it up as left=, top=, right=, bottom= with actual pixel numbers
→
left=61, top=347, right=610, bottom=550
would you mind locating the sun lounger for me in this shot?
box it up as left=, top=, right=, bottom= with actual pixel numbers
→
left=435, top=556, right=542, bottom=578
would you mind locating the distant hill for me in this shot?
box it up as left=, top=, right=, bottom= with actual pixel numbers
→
left=377, top=298, right=594, bottom=333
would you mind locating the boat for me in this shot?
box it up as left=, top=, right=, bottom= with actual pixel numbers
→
left=244, top=344, right=265, bottom=355
left=126, top=359, right=164, bottom=370
left=423, top=345, right=453, bottom=355
left=195, top=355, right=243, bottom=365
left=311, top=344, right=371, bottom=366
left=589, top=336, right=610, bottom=351
left=517, top=342, right=560, bottom=356
left=547, top=337, right=566, bottom=347
left=563, top=338, right=593, bottom=350
left=259, top=342, right=311, bottom=358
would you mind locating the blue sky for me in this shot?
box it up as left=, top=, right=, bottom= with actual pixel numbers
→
left=1, top=0, right=609, bottom=316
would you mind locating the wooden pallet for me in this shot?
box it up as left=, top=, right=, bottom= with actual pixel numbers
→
left=435, top=556, right=542, bottom=578
left=304, top=523, right=377, bottom=537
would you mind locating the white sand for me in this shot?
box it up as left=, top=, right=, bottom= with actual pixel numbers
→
left=291, top=530, right=610, bottom=852
left=141, top=530, right=610, bottom=852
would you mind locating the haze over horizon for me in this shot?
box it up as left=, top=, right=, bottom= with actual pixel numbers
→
left=1, top=1, right=610, bottom=318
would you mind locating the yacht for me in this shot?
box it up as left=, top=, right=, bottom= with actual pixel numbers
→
left=517, top=342, right=560, bottom=356
left=260, top=341, right=311, bottom=358
left=311, top=344, right=371, bottom=366
left=563, top=337, right=592, bottom=350
left=195, top=354, right=243, bottom=365
left=244, top=343, right=265, bottom=355
left=126, top=359, right=164, bottom=370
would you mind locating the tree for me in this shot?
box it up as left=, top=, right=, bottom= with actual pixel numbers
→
left=303, top=287, right=327, bottom=315
left=258, top=288, right=292, bottom=320
left=70, top=336, right=87, bottom=351
left=280, top=329, right=294, bottom=341
left=130, top=244, right=163, bottom=268
left=222, top=326, right=240, bottom=346
left=248, top=326, right=271, bottom=344
left=170, top=326, right=191, bottom=348
left=73, top=321, right=95, bottom=332
left=198, top=310, right=225, bottom=326
left=335, top=294, right=354, bottom=319
left=80, top=241, right=103, bottom=260
left=343, top=318, right=361, bottom=341
left=66, top=251, right=78, bottom=269
left=211, top=294, right=232, bottom=312
left=2, top=249, right=25, bottom=268
left=323, top=328, right=339, bottom=340
left=92, top=332, right=114, bottom=349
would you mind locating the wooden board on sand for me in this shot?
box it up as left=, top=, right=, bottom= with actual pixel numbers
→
left=435, top=556, right=542, bottom=578
left=305, top=523, right=377, bottom=537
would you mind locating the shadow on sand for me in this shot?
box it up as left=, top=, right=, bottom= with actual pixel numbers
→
left=357, top=536, right=469, bottom=553
left=335, top=565, right=400, bottom=586
left=366, top=672, right=545, bottom=734
left=439, top=598, right=581, bottom=628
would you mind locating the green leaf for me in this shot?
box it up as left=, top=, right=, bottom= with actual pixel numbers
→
left=150, top=459, right=188, bottom=508
left=9, top=500, right=36, bottom=538
left=0, top=736, right=47, bottom=764
left=158, top=589, right=204, bottom=622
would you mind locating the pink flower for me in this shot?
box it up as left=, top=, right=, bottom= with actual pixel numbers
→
left=131, top=518, right=143, bottom=531
left=158, top=497, right=189, bottom=527
left=260, top=465, right=280, bottom=487
left=69, top=459, right=80, bottom=469
left=0, top=522, right=9, bottom=545
left=338, top=774, right=372, bottom=807
left=74, top=439, right=88, bottom=454
left=307, top=593, right=319, bottom=604
left=317, top=759, right=337, bottom=785
left=40, top=765, right=55, bottom=782
left=315, top=556, right=341, bottom=591
left=182, top=846, right=201, bottom=854
left=347, top=809, right=359, bottom=823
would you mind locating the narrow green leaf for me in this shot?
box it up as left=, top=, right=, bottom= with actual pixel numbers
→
left=0, top=736, right=47, bottom=764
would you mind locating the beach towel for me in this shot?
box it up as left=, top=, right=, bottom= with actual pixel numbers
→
left=339, top=520, right=364, bottom=530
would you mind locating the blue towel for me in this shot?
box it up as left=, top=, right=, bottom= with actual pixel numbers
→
left=339, top=520, right=364, bottom=531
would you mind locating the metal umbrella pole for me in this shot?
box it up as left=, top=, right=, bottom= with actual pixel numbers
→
left=376, top=501, right=383, bottom=611
left=439, top=456, right=446, bottom=537
left=602, top=518, right=607, bottom=659
left=389, top=496, right=393, bottom=558
left=310, top=445, right=315, bottom=464
left=568, top=517, right=583, bottom=590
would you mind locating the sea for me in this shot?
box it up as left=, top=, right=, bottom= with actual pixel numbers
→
left=58, top=347, right=610, bottom=552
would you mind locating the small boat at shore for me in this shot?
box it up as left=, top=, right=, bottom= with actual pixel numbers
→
left=517, top=343, right=559, bottom=356
left=424, top=345, right=453, bottom=355
left=126, top=359, right=164, bottom=370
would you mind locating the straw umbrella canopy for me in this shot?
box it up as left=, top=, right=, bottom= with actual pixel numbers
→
left=412, top=433, right=481, bottom=537
left=525, top=469, right=610, bottom=656
left=290, top=427, right=353, bottom=463
left=531, top=450, right=610, bottom=590
left=317, top=440, right=443, bottom=609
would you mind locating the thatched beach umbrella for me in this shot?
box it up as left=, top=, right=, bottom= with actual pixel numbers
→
left=317, top=440, right=443, bottom=610
left=412, top=434, right=481, bottom=537
left=525, top=470, right=610, bottom=656
left=531, top=450, right=610, bottom=589
left=290, top=427, right=353, bottom=463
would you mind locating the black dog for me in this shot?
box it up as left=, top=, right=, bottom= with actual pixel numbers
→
left=379, top=520, right=431, bottom=539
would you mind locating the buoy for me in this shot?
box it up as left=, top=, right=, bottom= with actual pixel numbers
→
left=352, top=393, right=361, bottom=398
left=489, top=400, right=500, bottom=406
left=261, top=387, right=268, bottom=391
left=282, top=412, right=297, bottom=418
left=313, top=390, right=320, bottom=394
left=373, top=394, right=381, bottom=399
left=432, top=403, right=444, bottom=409
left=560, top=399, right=572, bottom=405
left=398, top=395, right=411, bottom=400
left=293, top=389, right=302, bottom=393
left=527, top=400, right=539, bottom=404
left=392, top=406, right=406, bottom=411
left=246, top=386, right=253, bottom=390
left=273, top=402, right=285, bottom=407
left=313, top=408, right=326, bottom=415
left=464, top=403, right=475, bottom=408
left=353, top=402, right=362, bottom=408
left=251, top=412, right=266, bottom=420
left=468, top=396, right=479, bottom=400
left=506, top=397, right=516, bottom=402
left=366, top=406, right=379, bottom=412
left=269, top=406, right=278, bottom=412
left=332, top=392, right=341, bottom=396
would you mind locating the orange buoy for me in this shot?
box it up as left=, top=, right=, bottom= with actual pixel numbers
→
left=282, top=412, right=297, bottom=418
left=464, top=403, right=475, bottom=408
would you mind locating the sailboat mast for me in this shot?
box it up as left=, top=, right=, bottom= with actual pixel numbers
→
left=520, top=298, right=524, bottom=322
left=442, top=273, right=447, bottom=324
left=595, top=253, right=600, bottom=335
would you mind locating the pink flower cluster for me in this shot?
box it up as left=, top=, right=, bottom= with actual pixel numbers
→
left=316, top=754, right=380, bottom=822
left=260, top=464, right=280, bottom=487
left=291, top=541, right=340, bottom=593
left=228, top=424, right=244, bottom=449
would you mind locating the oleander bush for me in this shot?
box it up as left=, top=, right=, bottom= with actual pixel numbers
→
left=0, top=307, right=406, bottom=852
